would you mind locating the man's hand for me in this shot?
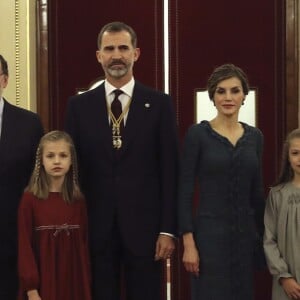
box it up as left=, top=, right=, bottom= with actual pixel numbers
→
left=27, top=289, right=42, bottom=300
left=155, top=234, right=175, bottom=260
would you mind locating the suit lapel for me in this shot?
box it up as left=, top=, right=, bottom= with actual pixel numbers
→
left=0, top=100, right=14, bottom=156
left=119, top=82, right=150, bottom=155
left=91, top=85, right=115, bottom=158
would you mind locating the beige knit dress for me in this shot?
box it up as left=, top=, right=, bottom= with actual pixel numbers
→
left=264, top=183, right=300, bottom=300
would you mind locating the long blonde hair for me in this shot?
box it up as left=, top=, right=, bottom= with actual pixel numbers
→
left=26, top=130, right=82, bottom=203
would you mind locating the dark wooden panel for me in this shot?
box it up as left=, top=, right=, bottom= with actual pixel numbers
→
left=286, top=0, right=299, bottom=134
left=36, top=0, right=50, bottom=132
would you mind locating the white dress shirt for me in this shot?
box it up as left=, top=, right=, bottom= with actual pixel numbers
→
left=0, top=97, right=4, bottom=138
left=104, top=78, right=135, bottom=125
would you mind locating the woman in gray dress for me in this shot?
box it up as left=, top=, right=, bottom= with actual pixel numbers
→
left=264, top=128, right=300, bottom=300
left=178, top=64, right=265, bottom=299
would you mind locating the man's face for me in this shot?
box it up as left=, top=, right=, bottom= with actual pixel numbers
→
left=0, top=62, right=8, bottom=98
left=96, top=30, right=140, bottom=82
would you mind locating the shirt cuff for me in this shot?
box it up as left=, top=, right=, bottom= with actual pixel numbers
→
left=159, top=232, right=176, bottom=238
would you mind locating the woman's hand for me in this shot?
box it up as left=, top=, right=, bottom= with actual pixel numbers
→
left=280, top=277, right=300, bottom=299
left=182, top=232, right=200, bottom=276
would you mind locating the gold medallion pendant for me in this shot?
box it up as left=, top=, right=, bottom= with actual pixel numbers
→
left=112, top=124, right=122, bottom=149
left=112, top=136, right=122, bottom=149
left=107, top=96, right=132, bottom=150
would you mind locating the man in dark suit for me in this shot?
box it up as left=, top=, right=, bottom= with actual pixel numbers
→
left=0, top=54, right=44, bottom=299
left=65, top=22, right=178, bottom=300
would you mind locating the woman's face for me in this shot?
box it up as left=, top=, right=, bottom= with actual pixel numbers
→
left=213, top=77, right=245, bottom=118
left=288, top=137, right=300, bottom=177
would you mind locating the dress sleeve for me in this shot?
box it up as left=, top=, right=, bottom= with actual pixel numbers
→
left=263, top=189, right=292, bottom=280
left=250, top=129, right=267, bottom=269
left=18, top=192, right=40, bottom=292
left=251, top=129, right=265, bottom=236
left=79, top=198, right=92, bottom=283
left=178, top=125, right=201, bottom=235
left=80, top=198, right=89, bottom=245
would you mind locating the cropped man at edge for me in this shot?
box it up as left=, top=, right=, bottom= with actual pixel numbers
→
left=0, top=54, right=44, bottom=300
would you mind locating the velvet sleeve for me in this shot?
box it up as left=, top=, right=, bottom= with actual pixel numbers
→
left=79, top=198, right=92, bottom=284
left=263, top=189, right=292, bottom=280
left=79, top=198, right=89, bottom=246
left=249, top=128, right=267, bottom=269
left=251, top=128, right=265, bottom=236
left=18, top=192, right=40, bottom=292
left=178, top=124, right=201, bottom=235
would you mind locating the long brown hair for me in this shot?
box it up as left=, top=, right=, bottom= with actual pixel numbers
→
left=26, top=130, right=82, bottom=203
left=275, top=128, right=300, bottom=186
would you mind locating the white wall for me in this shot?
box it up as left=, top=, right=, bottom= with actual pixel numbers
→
left=0, top=0, right=37, bottom=111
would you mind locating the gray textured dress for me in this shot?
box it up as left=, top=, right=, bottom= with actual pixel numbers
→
left=178, top=121, right=265, bottom=300
left=264, top=183, right=300, bottom=300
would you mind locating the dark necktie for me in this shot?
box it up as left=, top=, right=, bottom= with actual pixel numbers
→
left=111, top=89, right=123, bottom=126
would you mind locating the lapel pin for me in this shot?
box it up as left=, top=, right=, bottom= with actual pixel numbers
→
left=145, top=103, right=150, bottom=108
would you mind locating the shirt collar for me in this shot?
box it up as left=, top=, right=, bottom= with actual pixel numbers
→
left=0, top=97, right=4, bottom=136
left=104, top=77, right=135, bottom=98
left=0, top=97, right=4, bottom=118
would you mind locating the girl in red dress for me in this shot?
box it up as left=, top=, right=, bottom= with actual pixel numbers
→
left=18, top=130, right=91, bottom=300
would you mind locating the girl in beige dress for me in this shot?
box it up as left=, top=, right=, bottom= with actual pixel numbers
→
left=264, top=128, right=300, bottom=300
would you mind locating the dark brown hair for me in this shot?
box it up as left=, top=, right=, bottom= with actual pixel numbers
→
left=207, top=63, right=249, bottom=100
left=0, top=54, right=9, bottom=76
left=97, top=21, right=137, bottom=49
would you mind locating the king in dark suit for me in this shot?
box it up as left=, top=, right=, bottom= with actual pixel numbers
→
left=65, top=22, right=178, bottom=300
left=0, top=54, right=44, bottom=299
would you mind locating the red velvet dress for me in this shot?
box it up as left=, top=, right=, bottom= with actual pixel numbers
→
left=18, top=192, right=91, bottom=300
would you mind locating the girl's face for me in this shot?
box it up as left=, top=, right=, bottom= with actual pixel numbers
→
left=213, top=77, right=245, bottom=118
left=288, top=137, right=300, bottom=177
left=42, top=140, right=72, bottom=180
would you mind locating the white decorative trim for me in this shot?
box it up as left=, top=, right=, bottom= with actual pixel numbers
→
left=15, top=0, right=21, bottom=106
left=164, top=0, right=169, bottom=95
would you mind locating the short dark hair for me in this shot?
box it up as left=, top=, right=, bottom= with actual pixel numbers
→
left=0, top=55, right=9, bottom=76
left=97, top=21, right=137, bottom=49
left=207, top=63, right=249, bottom=100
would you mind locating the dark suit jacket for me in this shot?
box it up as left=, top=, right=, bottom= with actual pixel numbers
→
left=65, top=81, right=178, bottom=256
left=0, top=99, right=44, bottom=257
